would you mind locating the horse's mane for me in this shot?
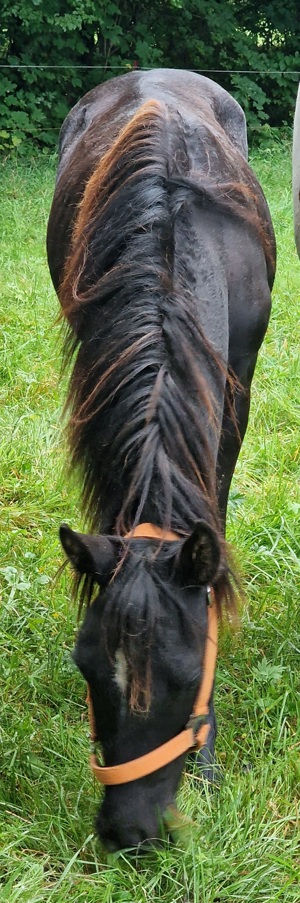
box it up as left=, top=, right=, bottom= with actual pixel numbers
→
left=59, top=99, right=273, bottom=633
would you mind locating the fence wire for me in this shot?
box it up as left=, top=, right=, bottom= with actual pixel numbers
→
left=0, top=64, right=299, bottom=75
left=1, top=63, right=297, bottom=142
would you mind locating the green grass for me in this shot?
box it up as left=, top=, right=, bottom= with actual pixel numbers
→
left=0, top=142, right=299, bottom=902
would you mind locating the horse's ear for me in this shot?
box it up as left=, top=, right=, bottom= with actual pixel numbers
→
left=59, top=524, right=118, bottom=584
left=178, top=521, right=220, bottom=585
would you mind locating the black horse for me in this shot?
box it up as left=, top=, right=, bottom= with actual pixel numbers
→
left=47, top=69, right=276, bottom=851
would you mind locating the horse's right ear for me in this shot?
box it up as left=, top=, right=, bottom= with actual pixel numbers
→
left=59, top=524, right=118, bottom=584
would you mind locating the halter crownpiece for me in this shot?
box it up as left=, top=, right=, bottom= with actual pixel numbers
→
left=87, top=522, right=218, bottom=785
left=124, top=522, right=181, bottom=542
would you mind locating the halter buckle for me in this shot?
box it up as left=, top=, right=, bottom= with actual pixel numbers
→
left=186, top=713, right=209, bottom=743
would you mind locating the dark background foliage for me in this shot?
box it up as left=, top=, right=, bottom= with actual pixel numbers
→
left=1, top=0, right=299, bottom=151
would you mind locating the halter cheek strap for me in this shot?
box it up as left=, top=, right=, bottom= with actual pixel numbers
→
left=87, top=523, right=218, bottom=786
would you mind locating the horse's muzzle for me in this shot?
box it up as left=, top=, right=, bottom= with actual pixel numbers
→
left=96, top=811, right=163, bottom=853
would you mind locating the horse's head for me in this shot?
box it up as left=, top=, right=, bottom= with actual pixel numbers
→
left=60, top=521, right=221, bottom=851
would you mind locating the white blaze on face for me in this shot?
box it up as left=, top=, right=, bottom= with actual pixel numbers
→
left=114, top=648, right=128, bottom=695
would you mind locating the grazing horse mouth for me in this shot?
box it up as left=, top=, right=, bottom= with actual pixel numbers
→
left=96, top=801, right=192, bottom=852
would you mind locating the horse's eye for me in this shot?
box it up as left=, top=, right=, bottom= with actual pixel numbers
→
left=186, top=672, right=201, bottom=690
left=167, top=668, right=200, bottom=692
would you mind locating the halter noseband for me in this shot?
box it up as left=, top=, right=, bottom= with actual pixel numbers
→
left=87, top=523, right=218, bottom=785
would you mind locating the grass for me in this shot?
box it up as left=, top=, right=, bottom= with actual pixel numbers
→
left=0, top=140, right=299, bottom=902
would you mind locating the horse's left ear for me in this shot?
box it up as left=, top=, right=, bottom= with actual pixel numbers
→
left=178, top=521, right=220, bottom=585
left=59, top=524, right=118, bottom=584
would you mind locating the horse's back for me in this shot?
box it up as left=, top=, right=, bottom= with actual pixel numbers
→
left=47, top=70, right=250, bottom=290
left=58, top=69, right=248, bottom=168
left=47, top=69, right=275, bottom=396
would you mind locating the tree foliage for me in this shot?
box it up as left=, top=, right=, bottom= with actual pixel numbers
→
left=0, top=0, right=299, bottom=151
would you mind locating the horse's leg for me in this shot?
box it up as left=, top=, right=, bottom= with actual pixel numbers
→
left=192, top=353, right=258, bottom=783
left=191, top=691, right=222, bottom=784
left=217, top=351, right=259, bottom=530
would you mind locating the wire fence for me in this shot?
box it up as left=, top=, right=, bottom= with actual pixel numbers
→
left=1, top=63, right=298, bottom=145
left=0, top=64, right=299, bottom=75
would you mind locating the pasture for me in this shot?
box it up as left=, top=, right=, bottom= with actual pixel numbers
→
left=0, top=140, right=299, bottom=901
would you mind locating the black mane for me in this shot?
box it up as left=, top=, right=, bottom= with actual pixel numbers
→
left=58, top=98, right=273, bottom=623
left=60, top=102, right=250, bottom=536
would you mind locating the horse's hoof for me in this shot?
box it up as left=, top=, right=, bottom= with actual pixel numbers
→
left=187, top=752, right=224, bottom=788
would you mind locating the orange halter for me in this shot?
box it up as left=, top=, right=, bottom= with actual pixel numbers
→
left=87, top=523, right=218, bottom=785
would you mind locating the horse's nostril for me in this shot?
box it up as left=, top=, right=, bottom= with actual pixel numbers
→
left=98, top=821, right=161, bottom=853
left=98, top=823, right=130, bottom=852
